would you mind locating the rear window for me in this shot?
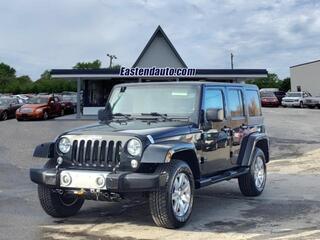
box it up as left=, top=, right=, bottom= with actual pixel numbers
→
left=260, top=92, right=275, bottom=97
left=246, top=90, right=261, bottom=116
left=227, top=89, right=244, bottom=117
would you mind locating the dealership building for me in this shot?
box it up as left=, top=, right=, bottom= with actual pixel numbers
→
left=51, top=26, right=267, bottom=118
left=290, top=60, right=320, bottom=96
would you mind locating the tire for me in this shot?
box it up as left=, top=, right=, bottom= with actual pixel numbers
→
left=43, top=111, right=49, bottom=120
left=300, top=101, right=304, bottom=108
left=238, top=147, right=267, bottom=197
left=1, top=111, right=8, bottom=121
left=37, top=160, right=84, bottom=218
left=149, top=160, right=194, bottom=229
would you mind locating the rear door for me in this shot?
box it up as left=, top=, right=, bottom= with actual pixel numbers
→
left=226, top=87, right=248, bottom=166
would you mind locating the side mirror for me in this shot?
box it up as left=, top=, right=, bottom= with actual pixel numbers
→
left=98, top=103, right=112, bottom=121
left=206, top=108, right=224, bottom=122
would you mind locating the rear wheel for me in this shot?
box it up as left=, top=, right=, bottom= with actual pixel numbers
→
left=300, top=101, right=305, bottom=108
left=149, top=160, right=194, bottom=229
left=238, top=148, right=266, bottom=196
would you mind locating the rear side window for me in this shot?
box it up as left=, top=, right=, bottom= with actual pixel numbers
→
left=227, top=89, right=244, bottom=117
left=246, top=90, right=261, bottom=116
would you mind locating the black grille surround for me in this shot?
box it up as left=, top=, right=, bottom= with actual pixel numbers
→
left=59, top=135, right=137, bottom=170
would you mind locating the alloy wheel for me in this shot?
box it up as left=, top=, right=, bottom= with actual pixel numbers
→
left=172, top=172, right=191, bottom=217
left=254, top=156, right=266, bottom=190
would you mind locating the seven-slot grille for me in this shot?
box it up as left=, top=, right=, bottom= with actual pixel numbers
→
left=70, top=139, right=122, bottom=168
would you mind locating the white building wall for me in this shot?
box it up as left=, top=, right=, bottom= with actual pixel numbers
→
left=290, top=61, right=320, bottom=96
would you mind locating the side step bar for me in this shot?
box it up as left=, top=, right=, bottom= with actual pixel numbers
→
left=196, top=167, right=249, bottom=188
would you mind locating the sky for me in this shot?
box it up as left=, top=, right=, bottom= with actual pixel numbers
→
left=0, top=0, right=320, bottom=80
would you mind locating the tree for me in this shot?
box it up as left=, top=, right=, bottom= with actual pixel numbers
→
left=0, top=62, right=16, bottom=77
left=246, top=73, right=281, bottom=89
left=279, top=77, right=291, bottom=92
left=73, top=60, right=101, bottom=70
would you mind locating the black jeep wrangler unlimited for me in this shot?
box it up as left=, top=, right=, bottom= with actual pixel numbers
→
left=30, top=82, right=269, bottom=228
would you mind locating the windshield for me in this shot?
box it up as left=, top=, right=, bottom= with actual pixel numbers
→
left=286, top=92, right=302, bottom=97
left=62, top=95, right=77, bottom=102
left=0, top=98, right=10, bottom=105
left=260, top=92, right=275, bottom=97
left=108, top=85, right=200, bottom=119
left=27, top=97, right=48, bottom=104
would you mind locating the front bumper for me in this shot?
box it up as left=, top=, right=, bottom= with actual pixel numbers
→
left=30, top=168, right=167, bottom=192
left=16, top=112, right=43, bottom=120
left=261, top=101, right=279, bottom=107
left=282, top=101, right=300, bottom=107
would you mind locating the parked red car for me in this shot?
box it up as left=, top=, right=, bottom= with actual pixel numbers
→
left=16, top=95, right=63, bottom=121
left=260, top=91, right=280, bottom=107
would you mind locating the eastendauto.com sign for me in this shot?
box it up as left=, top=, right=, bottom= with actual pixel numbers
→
left=120, top=67, right=196, bottom=77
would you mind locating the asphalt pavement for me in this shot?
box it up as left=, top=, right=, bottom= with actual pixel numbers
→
left=0, top=107, right=320, bottom=240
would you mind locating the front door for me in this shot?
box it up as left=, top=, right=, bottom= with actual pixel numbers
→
left=200, top=87, right=231, bottom=176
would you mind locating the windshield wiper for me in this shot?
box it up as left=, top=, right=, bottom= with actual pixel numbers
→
left=140, top=112, right=169, bottom=120
left=112, top=113, right=132, bottom=120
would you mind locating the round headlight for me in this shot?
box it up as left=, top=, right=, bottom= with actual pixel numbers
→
left=58, top=137, right=71, bottom=154
left=127, top=139, right=142, bottom=156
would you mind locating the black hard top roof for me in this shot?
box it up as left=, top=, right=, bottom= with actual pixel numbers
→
left=115, top=81, right=258, bottom=89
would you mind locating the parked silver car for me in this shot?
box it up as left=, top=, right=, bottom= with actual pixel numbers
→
left=281, top=91, right=311, bottom=108
left=304, top=96, right=320, bottom=109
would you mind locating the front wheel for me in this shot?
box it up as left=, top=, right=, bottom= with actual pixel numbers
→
left=38, top=185, right=84, bottom=218
left=238, top=147, right=267, bottom=196
left=1, top=111, right=8, bottom=121
left=149, top=160, right=194, bottom=229
left=43, top=111, right=49, bottom=120
left=37, top=160, right=84, bottom=217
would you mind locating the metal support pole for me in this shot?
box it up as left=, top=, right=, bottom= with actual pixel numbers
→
left=76, top=77, right=81, bottom=119
left=231, top=53, right=234, bottom=69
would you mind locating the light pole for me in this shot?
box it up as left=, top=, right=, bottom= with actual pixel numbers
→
left=107, top=53, right=117, bottom=68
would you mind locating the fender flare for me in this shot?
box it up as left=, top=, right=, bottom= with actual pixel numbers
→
left=33, top=142, right=55, bottom=158
left=238, top=132, right=269, bottom=166
left=141, top=140, right=198, bottom=164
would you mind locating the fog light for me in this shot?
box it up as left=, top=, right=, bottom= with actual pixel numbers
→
left=57, top=157, right=63, bottom=165
left=96, top=175, right=105, bottom=188
left=60, top=172, right=72, bottom=186
left=131, top=159, right=139, bottom=169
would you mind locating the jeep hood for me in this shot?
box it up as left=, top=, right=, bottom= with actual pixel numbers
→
left=63, top=120, right=197, bottom=141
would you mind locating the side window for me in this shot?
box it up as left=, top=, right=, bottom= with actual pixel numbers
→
left=227, top=89, right=244, bottom=117
left=246, top=90, right=261, bottom=116
left=204, top=89, right=224, bottom=117
left=54, top=97, right=59, bottom=102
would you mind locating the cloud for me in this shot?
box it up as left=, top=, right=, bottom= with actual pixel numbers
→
left=0, top=0, right=319, bottom=79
